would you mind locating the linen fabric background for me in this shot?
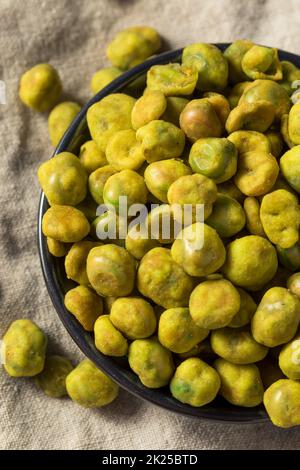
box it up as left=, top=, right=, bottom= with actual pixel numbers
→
left=1, top=0, right=300, bottom=450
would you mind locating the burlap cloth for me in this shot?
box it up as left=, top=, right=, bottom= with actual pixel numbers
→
left=1, top=0, right=300, bottom=450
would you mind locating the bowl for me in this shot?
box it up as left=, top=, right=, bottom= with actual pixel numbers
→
left=38, top=44, right=300, bottom=423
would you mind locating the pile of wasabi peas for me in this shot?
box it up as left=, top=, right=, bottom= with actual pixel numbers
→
left=4, top=27, right=300, bottom=427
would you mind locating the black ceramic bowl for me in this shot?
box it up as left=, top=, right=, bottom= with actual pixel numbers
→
left=38, top=44, right=300, bottom=423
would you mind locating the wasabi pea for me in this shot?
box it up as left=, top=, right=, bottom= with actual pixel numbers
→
left=147, top=63, right=198, bottom=96
left=42, top=205, right=90, bottom=243
left=88, top=165, right=117, bottom=205
left=206, top=194, right=246, bottom=238
left=266, top=130, right=284, bottom=158
left=110, top=297, right=156, bottom=339
left=64, top=286, right=103, bottom=331
left=280, top=146, right=300, bottom=193
left=90, top=67, right=122, bottom=94
left=48, top=102, right=81, bottom=147
left=227, top=82, right=252, bottom=109
left=225, top=101, right=275, bottom=134
left=94, top=315, right=128, bottom=356
left=287, top=272, right=300, bottom=298
left=65, top=240, right=101, bottom=285
left=46, top=237, right=70, bottom=257
left=279, top=335, right=300, bottom=379
left=243, top=196, right=266, bottom=237
left=229, top=288, right=257, bottom=328
left=264, top=379, right=300, bottom=428
left=180, top=99, right=222, bottom=142
left=131, top=90, right=166, bottom=129
left=79, top=140, right=108, bottom=175
left=228, top=130, right=271, bottom=155
left=242, top=45, right=282, bottom=81
left=106, top=129, right=145, bottom=171
left=125, top=223, right=160, bottom=260
left=103, top=169, right=148, bottom=211
left=203, top=92, right=231, bottom=127
left=224, top=40, right=254, bottom=83
left=35, top=355, right=73, bottom=398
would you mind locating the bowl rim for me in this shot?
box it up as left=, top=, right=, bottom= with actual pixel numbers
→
left=38, top=43, right=300, bottom=423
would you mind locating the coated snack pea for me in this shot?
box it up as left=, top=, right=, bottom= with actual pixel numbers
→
left=2, top=319, right=47, bottom=377
left=48, top=102, right=81, bottom=147
left=224, top=40, right=254, bottom=84
left=87, top=245, right=136, bottom=297
left=171, top=223, right=226, bottom=277
left=103, top=169, right=148, bottom=211
left=38, top=152, right=87, bottom=206
left=87, top=93, right=135, bottom=151
left=128, top=338, right=174, bottom=388
left=35, top=355, right=73, bottom=398
left=131, top=90, right=167, bottom=129
left=227, top=82, right=252, bottom=109
left=158, top=308, right=209, bottom=353
left=242, top=45, right=282, bottom=81
left=225, top=101, right=275, bottom=134
left=66, top=359, right=119, bottom=408
left=170, top=358, right=220, bottom=407
left=206, top=194, right=246, bottom=238
left=189, top=138, right=237, bottom=183
left=125, top=224, right=160, bottom=260
left=19, top=63, right=62, bottom=111
left=280, top=146, right=300, bottom=193
left=264, top=379, right=300, bottom=428
left=252, top=287, right=300, bottom=347
left=42, top=205, right=90, bottom=243
left=90, top=67, right=122, bottom=94
left=214, top=358, right=264, bottom=407
left=189, top=279, right=240, bottom=329
left=203, top=92, right=231, bottom=127
left=222, top=235, right=278, bottom=291
left=228, top=130, right=271, bottom=155
left=211, top=327, right=268, bottom=364
left=106, top=129, right=145, bottom=171
left=260, top=189, right=300, bottom=249
left=65, top=240, right=101, bottom=285
left=180, top=99, right=222, bottom=142
left=64, top=285, right=103, bottom=331
left=243, top=196, right=266, bottom=237
left=94, top=315, right=128, bottom=356
left=110, top=297, right=156, bottom=339
left=46, top=237, right=70, bottom=257
left=137, top=247, right=194, bottom=308
left=279, top=336, right=300, bottom=379
left=287, top=102, right=300, bottom=145
left=88, top=165, right=117, bottom=205
left=147, top=63, right=198, bottom=96
left=106, top=26, right=161, bottom=70
left=79, top=140, right=108, bottom=175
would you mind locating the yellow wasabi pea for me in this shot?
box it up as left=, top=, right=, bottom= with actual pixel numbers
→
left=214, top=358, right=264, bottom=407
left=227, top=82, right=252, bottom=109
left=79, top=140, right=108, bottom=175
left=66, top=359, right=119, bottom=408
left=203, top=92, right=231, bottom=127
left=170, top=358, right=220, bottom=407
left=137, top=247, right=194, bottom=309
left=180, top=99, right=222, bottom=142
left=42, top=205, right=90, bottom=243
left=206, top=194, right=246, bottom=238
left=158, top=308, right=209, bottom=353
left=131, top=90, right=167, bottom=129
left=189, top=279, right=240, bottom=329
left=264, top=379, right=300, bottom=428
left=64, top=286, right=103, bottom=331
left=222, top=235, right=278, bottom=291
left=94, top=315, right=128, bottom=357
left=90, top=67, right=122, bottom=94
left=46, top=237, right=70, bottom=257
left=225, top=100, right=275, bottom=134
left=48, top=102, right=81, bottom=147
left=106, top=129, right=145, bottom=171
left=287, top=102, right=300, bottom=145
left=65, top=240, right=101, bottom=285
left=279, top=335, right=300, bottom=379
left=280, top=146, right=300, bottom=193
left=241, top=45, right=282, bottom=81
left=260, top=189, right=300, bottom=249
left=110, top=297, right=157, bottom=339
left=125, top=224, right=160, bottom=260
left=210, top=327, right=268, bottom=364
left=224, top=40, right=254, bottom=84
left=88, top=165, right=117, bottom=205
left=38, top=152, right=87, bottom=206
left=103, top=169, right=148, bottom=212
left=2, top=319, right=47, bottom=377
left=128, top=338, right=174, bottom=388
left=243, top=196, right=266, bottom=237
left=251, top=287, right=300, bottom=347
left=147, top=63, right=198, bottom=96
left=19, top=63, right=62, bottom=111
left=35, top=355, right=73, bottom=398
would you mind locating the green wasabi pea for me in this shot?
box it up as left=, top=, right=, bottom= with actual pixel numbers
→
left=158, top=308, right=209, bottom=353
left=171, top=223, right=226, bottom=277
left=42, top=205, right=90, bottom=243
left=214, top=358, right=264, bottom=407
left=264, top=379, right=300, bottom=428
left=87, top=93, right=135, bottom=151
left=65, top=240, right=101, bottom=285
left=87, top=245, right=136, bottom=297
left=182, top=43, right=228, bottom=91
left=46, top=237, right=70, bottom=257
left=94, top=315, right=128, bottom=357
left=110, top=297, right=157, bottom=339
left=38, top=152, right=87, bottom=206
left=280, top=146, right=300, bottom=193
left=243, top=196, right=266, bottom=237
left=103, top=169, right=148, bottom=212
left=19, top=63, right=62, bottom=111
left=180, top=99, right=222, bottom=142
left=79, top=140, right=108, bottom=175
left=106, top=26, right=161, bottom=70
left=167, top=174, right=217, bottom=221
left=242, top=45, right=282, bottom=81
left=64, top=285, right=103, bottom=331
left=189, top=137, right=237, bottom=183
left=211, top=327, right=268, bottom=364
left=162, top=97, right=189, bottom=126
left=90, top=67, right=122, bottom=94
left=2, top=319, right=47, bottom=377
left=88, top=165, right=117, bottom=205
left=206, top=194, right=246, bottom=238
left=224, top=40, right=254, bottom=84
left=131, top=90, right=167, bottom=129
left=225, top=100, right=275, bottom=134
left=229, top=288, right=257, bottom=328
left=35, top=355, right=73, bottom=398
left=66, top=359, right=119, bottom=408
left=189, top=279, right=240, bottom=330
left=287, top=272, right=300, bottom=298
left=136, top=120, right=185, bottom=163
left=251, top=287, right=300, bottom=347
left=128, top=338, right=174, bottom=388
left=170, top=358, right=220, bottom=407
left=145, top=159, right=192, bottom=204
left=222, top=235, right=278, bottom=291
left=239, top=79, right=291, bottom=120
left=137, top=247, right=194, bottom=309
left=147, top=63, right=198, bottom=96
left=227, top=82, right=252, bottom=109
left=48, top=102, right=81, bottom=147
left=279, top=335, right=300, bottom=379
left=260, top=189, right=300, bottom=249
